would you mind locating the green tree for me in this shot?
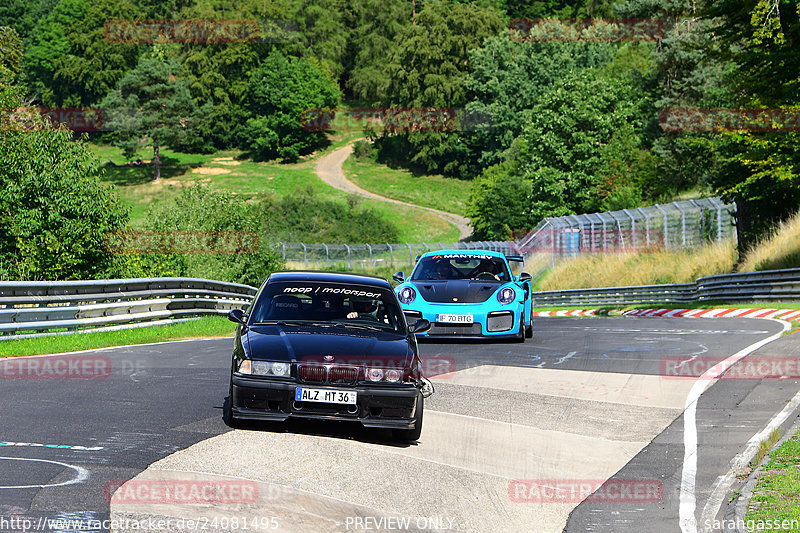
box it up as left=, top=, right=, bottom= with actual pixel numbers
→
left=373, top=1, right=504, bottom=175
left=244, top=51, right=340, bottom=162
left=700, top=0, right=800, bottom=247
left=457, top=36, right=616, bottom=175
left=0, top=100, right=128, bottom=280
left=343, top=0, right=412, bottom=102
left=24, top=0, right=140, bottom=106
left=101, top=53, right=208, bottom=180
left=515, top=71, right=650, bottom=217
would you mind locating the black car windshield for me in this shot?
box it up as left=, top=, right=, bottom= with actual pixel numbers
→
left=248, top=281, right=406, bottom=333
left=411, top=253, right=511, bottom=281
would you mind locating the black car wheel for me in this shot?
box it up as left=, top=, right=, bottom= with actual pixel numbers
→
left=224, top=380, right=239, bottom=428
left=513, top=313, right=525, bottom=343
left=525, top=315, right=533, bottom=338
left=393, top=392, right=424, bottom=442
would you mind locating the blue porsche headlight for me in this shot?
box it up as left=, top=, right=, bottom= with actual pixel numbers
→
left=398, top=286, right=416, bottom=304
left=497, top=287, right=515, bottom=305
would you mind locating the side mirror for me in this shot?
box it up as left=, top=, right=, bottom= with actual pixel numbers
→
left=408, top=318, right=431, bottom=334
left=392, top=271, right=405, bottom=283
left=228, top=309, right=247, bottom=324
left=519, top=272, right=532, bottom=283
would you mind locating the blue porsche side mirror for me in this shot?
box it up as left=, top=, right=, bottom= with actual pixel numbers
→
left=393, top=271, right=405, bottom=283
left=519, top=272, right=532, bottom=283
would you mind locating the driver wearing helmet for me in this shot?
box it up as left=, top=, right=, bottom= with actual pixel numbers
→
left=346, top=297, right=380, bottom=320
left=435, top=260, right=451, bottom=280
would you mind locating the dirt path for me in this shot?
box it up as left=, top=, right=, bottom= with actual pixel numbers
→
left=314, top=144, right=472, bottom=240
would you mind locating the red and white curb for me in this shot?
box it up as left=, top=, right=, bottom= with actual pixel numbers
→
left=532, top=309, right=598, bottom=317
left=624, top=308, right=800, bottom=321
left=532, top=308, right=800, bottom=321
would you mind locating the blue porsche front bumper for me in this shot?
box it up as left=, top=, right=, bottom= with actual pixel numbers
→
left=401, top=300, right=523, bottom=338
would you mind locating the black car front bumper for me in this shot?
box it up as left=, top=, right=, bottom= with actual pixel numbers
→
left=231, top=375, right=421, bottom=430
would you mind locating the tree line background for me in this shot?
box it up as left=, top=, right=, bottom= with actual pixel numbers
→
left=0, top=0, right=798, bottom=281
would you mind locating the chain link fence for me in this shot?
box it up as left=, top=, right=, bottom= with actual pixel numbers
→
left=276, top=241, right=517, bottom=271
left=273, top=197, right=736, bottom=273
left=515, top=198, right=735, bottom=262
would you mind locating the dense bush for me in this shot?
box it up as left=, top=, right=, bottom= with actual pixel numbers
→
left=259, top=186, right=399, bottom=243
left=136, top=186, right=284, bottom=287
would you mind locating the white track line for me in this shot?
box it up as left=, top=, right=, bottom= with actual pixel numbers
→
left=679, top=319, right=790, bottom=533
left=699, top=386, right=800, bottom=531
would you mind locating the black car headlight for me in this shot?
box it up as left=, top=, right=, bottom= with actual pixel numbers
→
left=239, top=360, right=291, bottom=377
left=366, top=367, right=404, bottom=383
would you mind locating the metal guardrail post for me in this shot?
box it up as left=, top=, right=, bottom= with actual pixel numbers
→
left=655, top=204, right=668, bottom=250
left=637, top=207, right=650, bottom=247
left=301, top=243, right=307, bottom=268
left=674, top=201, right=687, bottom=247
left=365, top=244, right=372, bottom=269
left=623, top=209, right=636, bottom=250
left=387, top=243, right=393, bottom=267
left=608, top=212, right=625, bottom=250
left=323, top=243, right=330, bottom=267
left=406, top=243, right=412, bottom=266
left=710, top=197, right=724, bottom=241
left=344, top=244, right=351, bottom=269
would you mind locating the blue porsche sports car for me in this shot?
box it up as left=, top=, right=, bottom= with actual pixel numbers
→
left=392, top=250, right=533, bottom=341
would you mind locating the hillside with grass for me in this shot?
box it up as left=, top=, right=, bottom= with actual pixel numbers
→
left=91, top=143, right=461, bottom=243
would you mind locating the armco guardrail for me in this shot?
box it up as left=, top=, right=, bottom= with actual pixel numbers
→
left=533, top=268, right=800, bottom=307
left=0, top=278, right=257, bottom=339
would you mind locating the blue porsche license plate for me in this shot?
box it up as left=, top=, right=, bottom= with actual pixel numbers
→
left=437, top=313, right=473, bottom=324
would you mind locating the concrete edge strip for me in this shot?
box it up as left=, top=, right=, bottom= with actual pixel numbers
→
left=699, top=385, right=800, bottom=532
left=678, top=319, right=791, bottom=533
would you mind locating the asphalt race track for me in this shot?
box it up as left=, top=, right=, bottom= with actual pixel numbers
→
left=2, top=317, right=799, bottom=533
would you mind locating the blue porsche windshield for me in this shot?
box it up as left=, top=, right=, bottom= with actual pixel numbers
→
left=411, top=253, right=511, bottom=281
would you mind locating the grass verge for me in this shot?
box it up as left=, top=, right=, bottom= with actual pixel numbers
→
left=344, top=157, right=471, bottom=216
left=0, top=316, right=235, bottom=358
left=537, top=240, right=738, bottom=291
left=739, top=209, right=800, bottom=272
left=746, top=423, right=800, bottom=527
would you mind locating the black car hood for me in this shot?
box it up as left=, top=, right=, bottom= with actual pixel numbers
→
left=412, top=280, right=500, bottom=303
left=245, top=325, right=412, bottom=366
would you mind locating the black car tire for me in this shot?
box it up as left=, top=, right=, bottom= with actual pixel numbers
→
left=224, top=381, right=239, bottom=428
left=393, top=393, right=424, bottom=442
left=514, top=313, right=525, bottom=343
left=525, top=315, right=533, bottom=338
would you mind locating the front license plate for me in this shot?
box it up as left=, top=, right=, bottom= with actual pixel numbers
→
left=437, top=313, right=473, bottom=324
left=295, top=388, right=357, bottom=404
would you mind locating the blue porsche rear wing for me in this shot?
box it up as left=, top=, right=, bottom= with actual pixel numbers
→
left=505, top=255, right=524, bottom=263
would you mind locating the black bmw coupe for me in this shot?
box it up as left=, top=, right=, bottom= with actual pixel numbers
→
left=225, top=271, right=432, bottom=441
